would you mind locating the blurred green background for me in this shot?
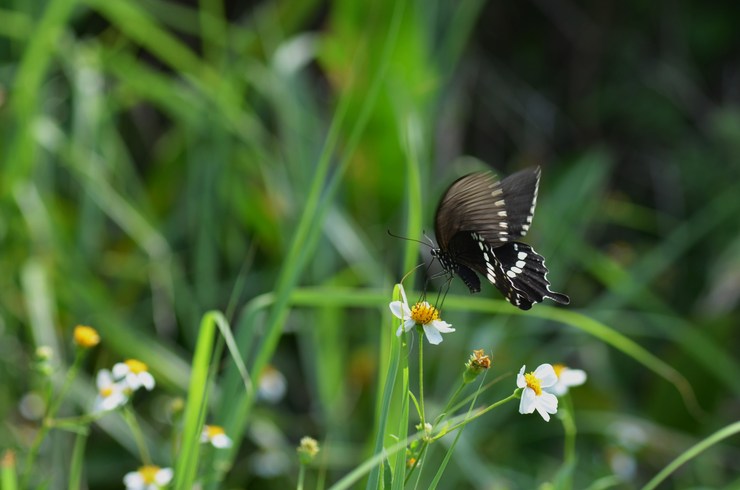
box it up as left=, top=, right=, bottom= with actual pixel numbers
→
left=1, top=0, right=740, bottom=488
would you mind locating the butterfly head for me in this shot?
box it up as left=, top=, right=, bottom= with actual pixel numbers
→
left=430, top=247, right=455, bottom=275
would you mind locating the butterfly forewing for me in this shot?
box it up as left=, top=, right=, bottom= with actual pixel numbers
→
left=434, top=168, right=540, bottom=249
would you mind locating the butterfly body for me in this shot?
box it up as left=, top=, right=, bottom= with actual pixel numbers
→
left=432, top=167, right=569, bottom=310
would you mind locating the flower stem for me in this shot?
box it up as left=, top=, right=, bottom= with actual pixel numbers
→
left=560, top=395, right=577, bottom=489
left=417, top=332, right=425, bottom=428
left=297, top=463, right=306, bottom=490
left=435, top=382, right=466, bottom=424
left=123, top=406, right=151, bottom=465
left=433, top=391, right=519, bottom=440
left=22, top=349, right=85, bottom=488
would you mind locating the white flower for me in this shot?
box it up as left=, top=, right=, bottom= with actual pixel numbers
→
left=389, top=284, right=455, bottom=345
left=517, top=364, right=559, bottom=422
left=201, top=425, right=233, bottom=448
left=93, top=369, right=128, bottom=412
left=113, top=359, right=156, bottom=391
left=547, top=364, right=587, bottom=396
left=258, top=365, right=287, bottom=403
left=123, top=465, right=173, bottom=489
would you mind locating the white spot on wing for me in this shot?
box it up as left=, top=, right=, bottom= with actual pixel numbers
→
left=510, top=266, right=522, bottom=274
left=517, top=251, right=527, bottom=260
left=497, top=210, right=507, bottom=217
left=516, top=260, right=526, bottom=268
left=495, top=199, right=505, bottom=207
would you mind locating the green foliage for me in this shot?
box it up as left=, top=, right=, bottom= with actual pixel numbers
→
left=1, top=0, right=740, bottom=488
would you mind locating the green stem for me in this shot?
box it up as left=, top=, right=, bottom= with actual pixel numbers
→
left=433, top=391, right=519, bottom=440
left=123, top=406, right=151, bottom=465
left=297, top=463, right=306, bottom=490
left=560, top=395, right=577, bottom=490
left=435, top=382, right=466, bottom=425
left=641, top=420, right=740, bottom=490
left=418, top=332, right=425, bottom=428
left=22, top=349, right=85, bottom=488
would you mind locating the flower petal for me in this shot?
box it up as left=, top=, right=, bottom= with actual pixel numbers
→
left=112, top=363, right=129, bottom=379
left=96, top=369, right=113, bottom=388
left=389, top=301, right=405, bottom=319
left=398, top=284, right=409, bottom=307
left=155, top=468, right=174, bottom=485
left=539, top=392, right=558, bottom=414
left=519, top=387, right=536, bottom=414
left=535, top=404, right=551, bottom=422
left=548, top=381, right=568, bottom=396
left=212, top=434, right=233, bottom=448
left=139, top=372, right=156, bottom=391
left=123, top=471, right=144, bottom=488
left=430, top=319, right=455, bottom=333
left=534, top=363, right=558, bottom=388
left=403, top=319, right=416, bottom=332
left=561, top=368, right=587, bottom=387
left=422, top=324, right=443, bottom=345
left=516, top=365, right=527, bottom=389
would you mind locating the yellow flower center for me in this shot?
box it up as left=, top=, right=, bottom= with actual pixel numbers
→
left=410, top=303, right=439, bottom=325
left=138, top=465, right=160, bottom=483
left=553, top=363, right=566, bottom=378
left=100, top=386, right=113, bottom=397
left=206, top=425, right=225, bottom=438
left=125, top=359, right=148, bottom=374
left=74, top=325, right=100, bottom=348
left=524, top=372, right=542, bottom=396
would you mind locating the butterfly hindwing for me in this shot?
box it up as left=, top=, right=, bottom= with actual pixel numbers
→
left=488, top=242, right=570, bottom=309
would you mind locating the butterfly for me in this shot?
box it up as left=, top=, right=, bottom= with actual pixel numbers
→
left=430, top=167, right=569, bottom=310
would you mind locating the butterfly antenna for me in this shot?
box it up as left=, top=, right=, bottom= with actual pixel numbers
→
left=387, top=229, right=433, bottom=249
left=422, top=231, right=436, bottom=248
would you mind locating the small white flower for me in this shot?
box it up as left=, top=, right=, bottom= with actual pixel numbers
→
left=517, top=364, right=559, bottom=422
left=547, top=364, right=587, bottom=396
left=201, top=425, right=233, bottom=448
left=389, top=284, right=455, bottom=345
left=258, top=365, right=287, bottom=403
left=93, top=369, right=128, bottom=412
left=123, top=465, right=173, bottom=490
left=113, top=359, right=156, bottom=391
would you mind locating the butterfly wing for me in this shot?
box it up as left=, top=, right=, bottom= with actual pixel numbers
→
left=488, top=241, right=570, bottom=310
left=434, top=168, right=540, bottom=250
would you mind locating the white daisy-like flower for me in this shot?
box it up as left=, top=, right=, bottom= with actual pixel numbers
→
left=547, top=364, right=587, bottom=396
left=517, top=364, right=559, bottom=422
left=113, top=359, right=156, bottom=391
left=389, top=284, right=455, bottom=345
left=123, top=465, right=173, bottom=490
left=257, top=365, right=287, bottom=403
left=201, top=425, right=233, bottom=448
left=93, top=369, right=128, bottom=413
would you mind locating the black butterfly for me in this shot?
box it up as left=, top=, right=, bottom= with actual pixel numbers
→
left=431, top=167, right=569, bottom=310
